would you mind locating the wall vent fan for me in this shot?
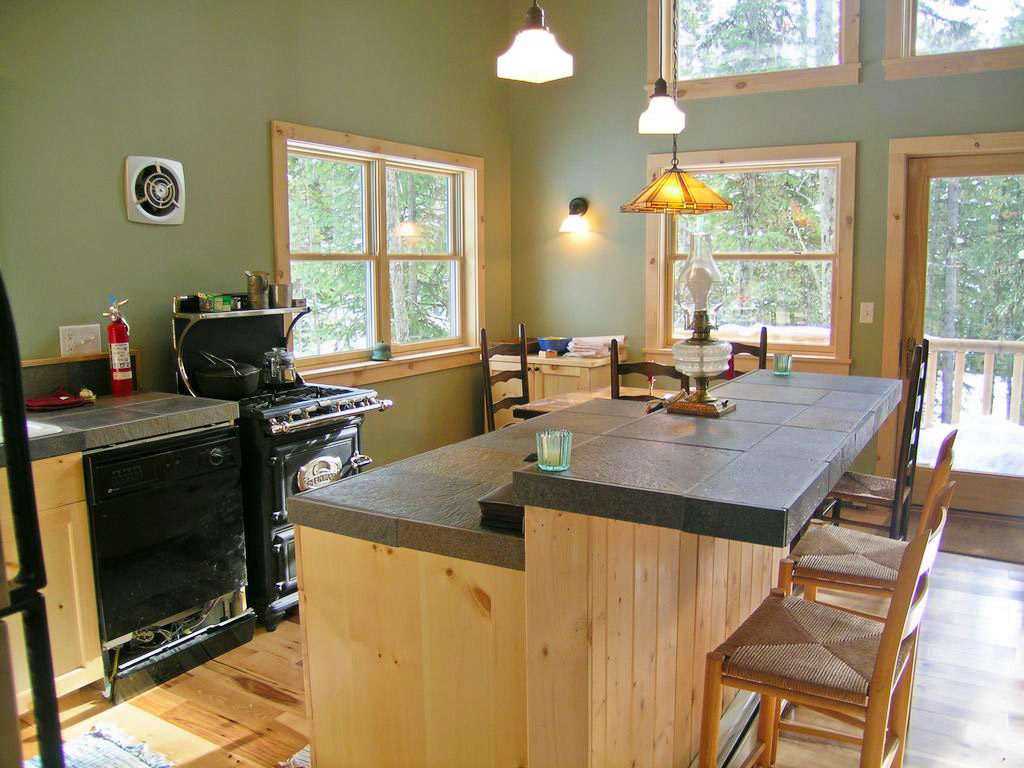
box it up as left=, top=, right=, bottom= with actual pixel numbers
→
left=125, top=156, right=185, bottom=225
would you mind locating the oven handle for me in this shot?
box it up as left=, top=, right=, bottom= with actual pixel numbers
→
left=347, top=452, right=373, bottom=474
left=267, top=399, right=393, bottom=434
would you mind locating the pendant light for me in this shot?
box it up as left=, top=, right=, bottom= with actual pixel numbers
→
left=638, top=0, right=686, bottom=134
left=622, top=0, right=731, bottom=216
left=498, top=2, right=574, bottom=83
left=620, top=137, right=733, bottom=214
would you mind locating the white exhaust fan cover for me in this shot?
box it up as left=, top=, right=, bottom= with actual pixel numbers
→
left=125, top=156, right=185, bottom=225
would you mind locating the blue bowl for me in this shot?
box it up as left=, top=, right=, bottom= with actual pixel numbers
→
left=537, top=336, right=571, bottom=354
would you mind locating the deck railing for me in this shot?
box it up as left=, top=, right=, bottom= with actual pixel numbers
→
left=923, top=335, right=1024, bottom=427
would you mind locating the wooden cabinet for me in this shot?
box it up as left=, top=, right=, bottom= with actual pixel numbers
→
left=0, top=454, right=102, bottom=712
left=488, top=355, right=613, bottom=429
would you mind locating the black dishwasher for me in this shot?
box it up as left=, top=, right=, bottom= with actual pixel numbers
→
left=85, top=425, right=254, bottom=701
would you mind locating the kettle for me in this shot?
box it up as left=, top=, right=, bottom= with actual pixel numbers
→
left=263, top=347, right=297, bottom=385
left=245, top=271, right=271, bottom=309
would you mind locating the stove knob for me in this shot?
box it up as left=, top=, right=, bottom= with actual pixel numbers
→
left=207, top=447, right=226, bottom=467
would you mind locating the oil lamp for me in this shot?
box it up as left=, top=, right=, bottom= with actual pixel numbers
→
left=666, top=218, right=736, bottom=417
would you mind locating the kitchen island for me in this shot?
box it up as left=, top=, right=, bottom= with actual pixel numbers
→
left=288, top=370, right=902, bottom=768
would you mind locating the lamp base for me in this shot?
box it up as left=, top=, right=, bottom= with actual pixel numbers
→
left=666, top=396, right=735, bottom=418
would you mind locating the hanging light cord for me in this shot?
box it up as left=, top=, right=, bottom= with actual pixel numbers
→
left=671, top=0, right=680, bottom=166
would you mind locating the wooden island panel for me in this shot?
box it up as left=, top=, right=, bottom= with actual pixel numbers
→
left=296, top=526, right=528, bottom=768
left=524, top=507, right=784, bottom=768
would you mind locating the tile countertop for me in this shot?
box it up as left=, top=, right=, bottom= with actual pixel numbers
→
left=0, top=392, right=239, bottom=467
left=288, top=371, right=902, bottom=571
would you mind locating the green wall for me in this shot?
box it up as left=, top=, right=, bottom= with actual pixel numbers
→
left=508, top=0, right=1024, bottom=376
left=0, top=0, right=511, bottom=458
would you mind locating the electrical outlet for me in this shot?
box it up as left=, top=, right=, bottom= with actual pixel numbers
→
left=59, top=324, right=102, bottom=356
left=859, top=302, right=875, bottom=324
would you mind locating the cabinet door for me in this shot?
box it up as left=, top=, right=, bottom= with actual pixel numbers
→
left=1, top=501, right=102, bottom=712
left=535, top=363, right=583, bottom=399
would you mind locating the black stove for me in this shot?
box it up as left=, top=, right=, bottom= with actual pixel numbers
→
left=237, top=382, right=392, bottom=629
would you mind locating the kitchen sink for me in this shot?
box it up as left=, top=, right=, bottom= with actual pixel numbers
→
left=0, top=419, right=63, bottom=443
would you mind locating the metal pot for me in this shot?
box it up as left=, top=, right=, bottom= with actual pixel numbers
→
left=196, top=352, right=260, bottom=400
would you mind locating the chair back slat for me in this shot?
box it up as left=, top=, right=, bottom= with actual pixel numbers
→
left=891, top=339, right=930, bottom=538
left=610, top=338, right=685, bottom=400
left=481, top=323, right=530, bottom=432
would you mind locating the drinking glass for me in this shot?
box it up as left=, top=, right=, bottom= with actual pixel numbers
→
left=536, top=429, right=572, bottom=472
left=773, top=353, right=793, bottom=376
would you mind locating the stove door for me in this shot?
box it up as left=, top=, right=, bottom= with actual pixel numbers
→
left=269, top=425, right=361, bottom=524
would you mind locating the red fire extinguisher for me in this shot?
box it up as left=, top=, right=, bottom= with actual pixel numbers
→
left=104, top=296, right=133, bottom=397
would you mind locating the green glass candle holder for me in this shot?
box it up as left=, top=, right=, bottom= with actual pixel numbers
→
left=773, top=353, right=793, bottom=376
left=536, top=429, right=572, bottom=472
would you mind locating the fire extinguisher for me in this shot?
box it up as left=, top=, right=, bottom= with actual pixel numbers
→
left=104, top=296, right=132, bottom=397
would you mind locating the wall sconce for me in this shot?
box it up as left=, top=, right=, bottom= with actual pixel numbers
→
left=559, top=197, right=589, bottom=233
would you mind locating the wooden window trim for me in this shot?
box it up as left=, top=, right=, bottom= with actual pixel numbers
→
left=271, top=121, right=485, bottom=375
left=884, top=0, right=1024, bottom=79
left=643, top=142, right=856, bottom=368
left=645, top=0, right=861, bottom=100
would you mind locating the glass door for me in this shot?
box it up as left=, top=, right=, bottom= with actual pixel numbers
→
left=903, top=153, right=1024, bottom=515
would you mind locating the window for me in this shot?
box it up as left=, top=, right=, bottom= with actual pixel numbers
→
left=647, top=0, right=860, bottom=99
left=271, top=122, right=482, bottom=368
left=645, top=143, right=855, bottom=364
left=885, top=0, right=1024, bottom=78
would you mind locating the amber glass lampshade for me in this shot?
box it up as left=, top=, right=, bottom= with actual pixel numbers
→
left=620, top=163, right=733, bottom=215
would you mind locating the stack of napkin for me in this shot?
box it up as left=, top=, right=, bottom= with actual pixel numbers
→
left=565, top=335, right=626, bottom=358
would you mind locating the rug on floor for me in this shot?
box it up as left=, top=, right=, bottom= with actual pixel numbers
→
left=25, top=725, right=173, bottom=768
left=283, top=746, right=311, bottom=768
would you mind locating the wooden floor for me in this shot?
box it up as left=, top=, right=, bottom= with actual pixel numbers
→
left=18, top=616, right=308, bottom=767
left=18, top=553, right=1024, bottom=767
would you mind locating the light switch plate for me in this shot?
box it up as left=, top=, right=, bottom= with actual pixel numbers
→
left=859, top=302, right=875, bottom=324
left=59, top=324, right=102, bottom=356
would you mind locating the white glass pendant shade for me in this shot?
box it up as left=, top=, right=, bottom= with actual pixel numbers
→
left=672, top=338, right=733, bottom=377
left=498, top=28, right=573, bottom=83
left=498, top=4, right=573, bottom=83
left=638, top=80, right=686, bottom=134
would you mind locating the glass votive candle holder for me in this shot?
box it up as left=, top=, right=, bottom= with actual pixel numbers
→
left=773, top=353, right=793, bottom=376
left=536, top=429, right=572, bottom=472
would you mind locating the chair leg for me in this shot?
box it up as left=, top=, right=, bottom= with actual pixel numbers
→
left=757, top=694, right=778, bottom=767
left=699, top=653, right=725, bottom=768
left=888, top=497, right=901, bottom=539
left=778, top=559, right=795, bottom=596
left=771, top=698, right=787, bottom=765
left=888, top=648, right=917, bottom=768
left=860, top=696, right=890, bottom=768
left=803, top=583, right=818, bottom=602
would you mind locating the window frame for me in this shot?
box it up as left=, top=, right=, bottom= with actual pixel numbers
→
left=645, top=0, right=861, bottom=100
left=643, top=142, right=856, bottom=370
left=271, top=121, right=483, bottom=375
left=884, top=0, right=1024, bottom=79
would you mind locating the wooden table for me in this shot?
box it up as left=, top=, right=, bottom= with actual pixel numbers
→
left=512, top=385, right=679, bottom=418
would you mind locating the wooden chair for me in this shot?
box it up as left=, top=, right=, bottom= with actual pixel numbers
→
left=829, top=340, right=929, bottom=539
left=779, top=429, right=956, bottom=620
left=480, top=323, right=530, bottom=432
left=609, top=338, right=686, bottom=400
left=698, top=481, right=954, bottom=768
left=726, top=325, right=769, bottom=374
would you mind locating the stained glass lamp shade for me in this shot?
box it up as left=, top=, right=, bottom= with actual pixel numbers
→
left=620, top=162, right=733, bottom=215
